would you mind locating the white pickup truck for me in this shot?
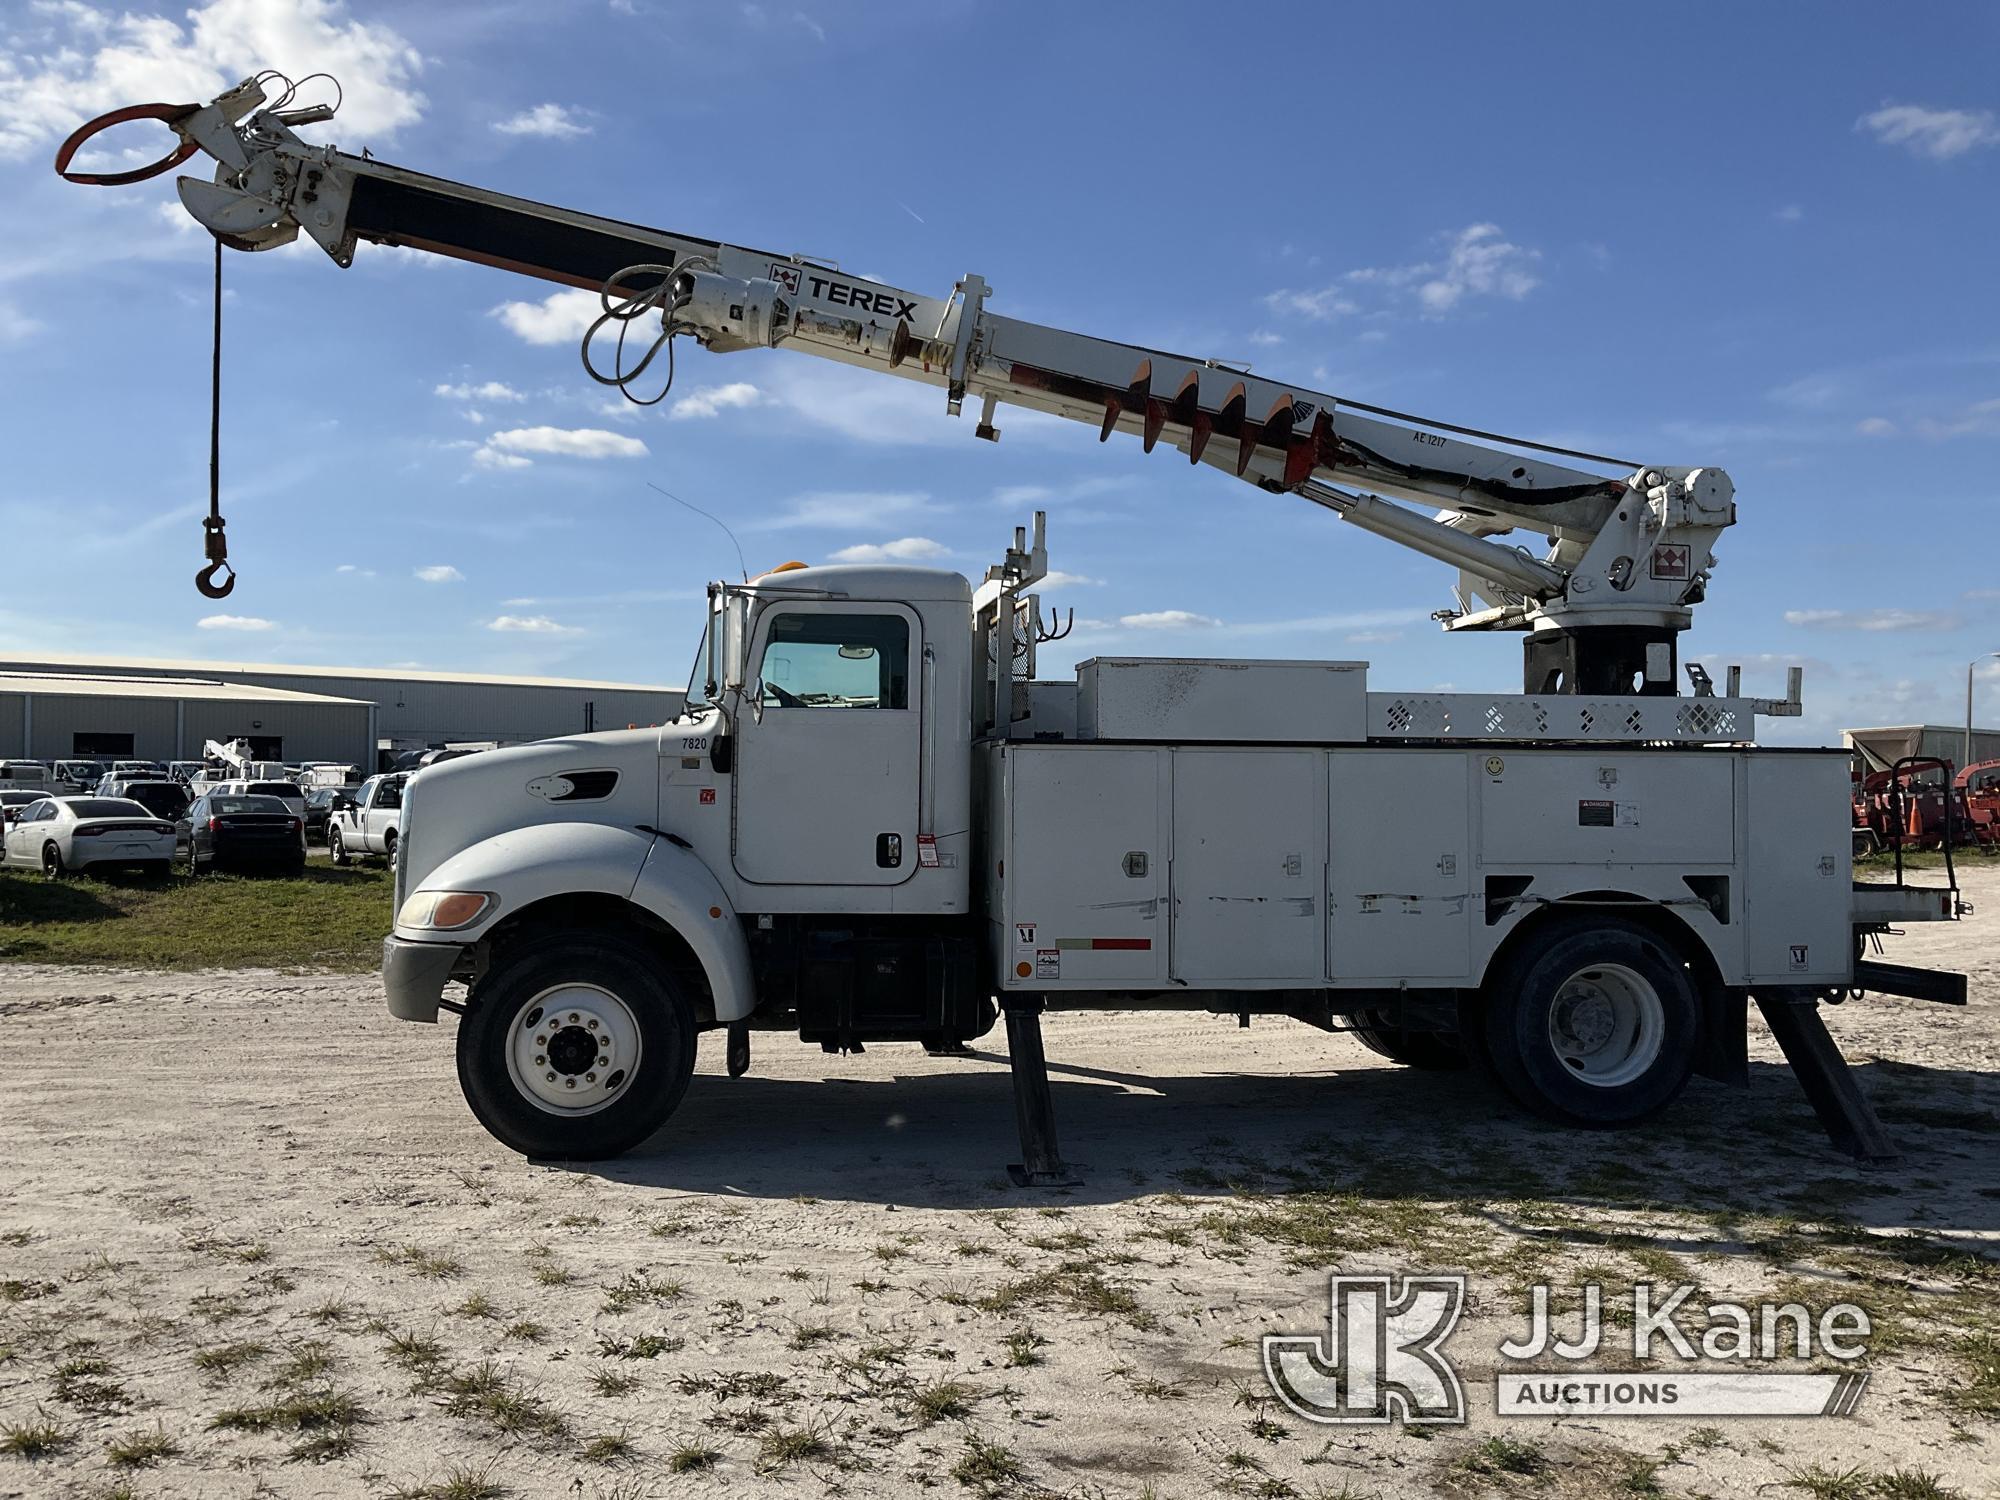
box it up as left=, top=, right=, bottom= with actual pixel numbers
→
left=328, top=773, right=406, bottom=868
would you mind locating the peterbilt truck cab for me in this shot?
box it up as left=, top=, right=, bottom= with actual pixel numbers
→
left=383, top=562, right=984, bottom=1158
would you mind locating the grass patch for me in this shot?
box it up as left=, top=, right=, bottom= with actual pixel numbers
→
left=440, top=1361, right=569, bottom=1442
left=668, top=1439, right=721, bottom=1472
left=211, top=1385, right=365, bottom=1461
left=375, top=1244, right=464, bottom=1280
left=601, top=1270, right=686, bottom=1313
left=1942, top=1331, right=2000, bottom=1418
left=953, top=1435, right=1023, bottom=1493
left=596, top=1332, right=683, bottom=1360
left=757, top=1417, right=836, bottom=1473
left=0, top=862, right=392, bottom=969
left=910, top=1378, right=982, bottom=1425
left=0, top=1415, right=72, bottom=1459
left=388, top=1465, right=509, bottom=1500
left=976, top=1265, right=1155, bottom=1329
left=1457, top=1435, right=1548, bottom=1478
left=106, top=1423, right=180, bottom=1469
left=582, top=1429, right=635, bottom=1463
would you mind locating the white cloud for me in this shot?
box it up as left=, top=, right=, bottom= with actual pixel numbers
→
left=1266, top=224, right=1540, bottom=325
left=763, top=362, right=1067, bottom=447
left=1916, top=396, right=2000, bottom=439
left=829, top=537, right=948, bottom=563
left=491, top=288, right=602, bottom=345
left=1774, top=203, right=1804, bottom=223
left=752, top=490, right=934, bottom=530
left=1261, top=287, right=1358, bottom=322
left=669, top=382, right=765, bottom=420
left=479, top=426, right=649, bottom=466
left=335, top=563, right=376, bottom=577
left=1344, top=629, right=1402, bottom=644
left=1119, top=609, right=1220, bottom=630
left=435, top=380, right=524, bottom=402
left=494, top=102, right=592, bottom=139
left=1856, top=103, right=2000, bottom=160
left=1784, top=608, right=1958, bottom=632
left=414, top=564, right=463, bottom=583
left=0, top=0, right=425, bottom=161
left=486, top=614, right=582, bottom=635
left=1246, top=330, right=1285, bottom=347
left=1036, top=570, right=1101, bottom=589
left=1856, top=416, right=1896, bottom=437
left=196, top=613, right=276, bottom=631
left=1413, top=223, right=1540, bottom=313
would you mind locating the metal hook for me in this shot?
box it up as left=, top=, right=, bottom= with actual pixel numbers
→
left=196, top=514, right=234, bottom=598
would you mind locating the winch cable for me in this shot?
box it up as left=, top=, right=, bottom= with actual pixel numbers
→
left=581, top=261, right=704, bottom=406
left=195, top=236, right=234, bottom=599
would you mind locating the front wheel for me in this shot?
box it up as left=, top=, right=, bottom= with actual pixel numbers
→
left=456, top=934, right=696, bottom=1159
left=1477, top=917, right=1699, bottom=1128
left=329, top=828, right=350, bottom=867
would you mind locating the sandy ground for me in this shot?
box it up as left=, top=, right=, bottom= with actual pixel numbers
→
left=2, top=865, right=1997, bottom=1499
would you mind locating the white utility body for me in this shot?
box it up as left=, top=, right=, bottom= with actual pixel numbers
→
left=62, top=74, right=1964, bottom=1170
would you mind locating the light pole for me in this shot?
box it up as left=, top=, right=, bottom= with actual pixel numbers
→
left=1970, top=653, right=2000, bottom=770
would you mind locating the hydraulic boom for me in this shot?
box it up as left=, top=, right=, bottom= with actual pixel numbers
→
left=60, top=76, right=1735, bottom=695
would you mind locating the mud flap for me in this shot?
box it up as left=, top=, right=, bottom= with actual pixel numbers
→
left=1693, top=990, right=1747, bottom=1086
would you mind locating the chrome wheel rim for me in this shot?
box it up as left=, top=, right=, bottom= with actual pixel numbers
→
left=1546, top=962, right=1664, bottom=1088
left=504, top=984, right=642, bottom=1116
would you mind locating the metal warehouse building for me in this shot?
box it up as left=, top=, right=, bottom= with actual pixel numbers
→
left=0, top=672, right=373, bottom=768
left=0, top=653, right=684, bottom=765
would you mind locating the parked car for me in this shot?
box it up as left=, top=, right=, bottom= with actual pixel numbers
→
left=182, top=792, right=306, bottom=876
left=1, top=796, right=176, bottom=878
left=328, top=773, right=405, bottom=867
left=205, top=778, right=308, bottom=821
left=167, top=760, right=207, bottom=784
left=0, top=788, right=48, bottom=828
left=52, top=759, right=108, bottom=793
left=107, top=779, right=194, bottom=844
left=0, top=761, right=53, bottom=791
left=303, top=784, right=360, bottom=845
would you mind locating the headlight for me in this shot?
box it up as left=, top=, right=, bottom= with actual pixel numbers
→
left=396, top=890, right=495, bottom=931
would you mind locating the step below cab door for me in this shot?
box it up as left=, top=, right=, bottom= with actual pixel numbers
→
left=733, top=602, right=923, bottom=887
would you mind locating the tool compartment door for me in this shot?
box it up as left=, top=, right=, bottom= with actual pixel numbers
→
left=1328, top=750, right=1472, bottom=980
left=1004, top=746, right=1167, bottom=986
left=1170, top=749, right=1325, bottom=984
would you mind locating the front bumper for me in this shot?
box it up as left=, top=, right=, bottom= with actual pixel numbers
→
left=382, top=936, right=464, bottom=1023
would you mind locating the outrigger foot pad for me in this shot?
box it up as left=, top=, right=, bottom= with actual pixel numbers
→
left=1754, top=993, right=1898, bottom=1163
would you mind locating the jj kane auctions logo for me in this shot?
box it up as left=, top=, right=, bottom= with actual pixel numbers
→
left=1264, top=1275, right=1873, bottom=1423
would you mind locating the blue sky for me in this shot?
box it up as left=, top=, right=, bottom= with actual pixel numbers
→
left=2, top=0, right=1998, bottom=740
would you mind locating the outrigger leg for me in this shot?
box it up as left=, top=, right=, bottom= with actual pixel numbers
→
left=1002, top=998, right=1079, bottom=1187
left=1754, top=993, right=1898, bottom=1163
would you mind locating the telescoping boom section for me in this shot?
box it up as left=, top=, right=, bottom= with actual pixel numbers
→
left=64, top=75, right=1731, bottom=696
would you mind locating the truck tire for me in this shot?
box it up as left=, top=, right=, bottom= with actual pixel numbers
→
left=329, top=828, right=350, bottom=867
left=1351, top=1010, right=1467, bottom=1071
left=456, top=934, right=696, bottom=1160
left=1477, top=916, right=1699, bottom=1127
left=384, top=830, right=398, bottom=871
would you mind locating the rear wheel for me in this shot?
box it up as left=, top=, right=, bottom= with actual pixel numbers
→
left=1478, top=917, right=1699, bottom=1127
left=41, top=843, right=65, bottom=880
left=1351, top=1010, right=1467, bottom=1071
left=456, top=934, right=696, bottom=1159
left=384, top=831, right=398, bottom=871
left=329, top=828, right=350, bottom=867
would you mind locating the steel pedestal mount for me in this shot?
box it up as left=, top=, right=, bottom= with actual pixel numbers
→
left=1002, top=997, right=1080, bottom=1187
left=1754, top=993, right=1897, bottom=1163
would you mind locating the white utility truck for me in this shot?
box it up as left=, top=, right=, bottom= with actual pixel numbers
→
left=61, top=77, right=1965, bottom=1172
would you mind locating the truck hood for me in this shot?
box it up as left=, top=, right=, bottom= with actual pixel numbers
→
left=397, top=726, right=671, bottom=898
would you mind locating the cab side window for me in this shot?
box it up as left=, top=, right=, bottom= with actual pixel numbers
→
left=376, top=780, right=403, bottom=810
left=756, top=613, right=909, bottom=709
